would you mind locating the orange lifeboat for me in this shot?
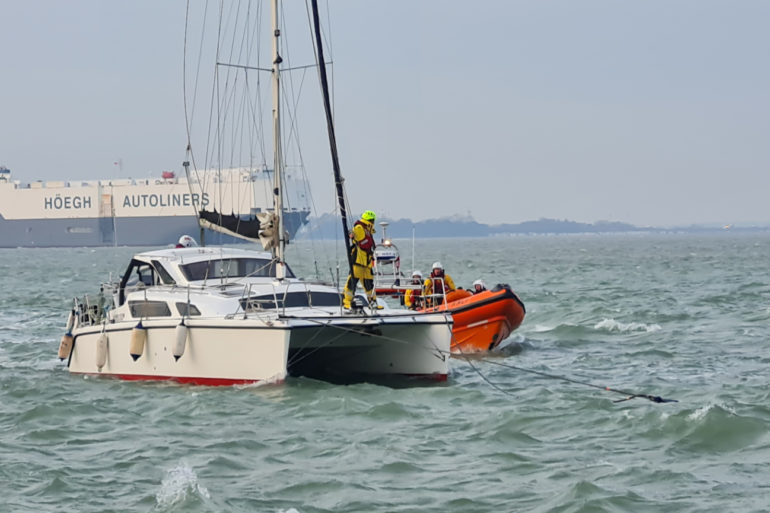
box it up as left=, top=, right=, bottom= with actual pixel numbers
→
left=424, top=284, right=525, bottom=353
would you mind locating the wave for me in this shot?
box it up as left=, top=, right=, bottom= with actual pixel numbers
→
left=664, top=403, right=768, bottom=454
left=154, top=462, right=210, bottom=509
left=594, top=318, right=662, bottom=333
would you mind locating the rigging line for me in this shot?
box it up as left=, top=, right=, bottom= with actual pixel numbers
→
left=281, top=69, right=309, bottom=214
left=216, top=2, right=244, bottom=224
left=218, top=61, right=326, bottom=72
left=183, top=0, right=207, bottom=217
left=183, top=0, right=210, bottom=169
left=255, top=1, right=268, bottom=171
left=310, top=0, right=354, bottom=278
left=321, top=0, right=335, bottom=121
left=278, top=0, right=303, bottom=217
left=226, top=0, right=250, bottom=194
left=276, top=13, right=327, bottom=269
left=473, top=357, right=678, bottom=404
left=203, top=1, right=225, bottom=206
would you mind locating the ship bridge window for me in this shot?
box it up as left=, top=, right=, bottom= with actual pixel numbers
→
left=240, top=291, right=341, bottom=311
left=180, top=258, right=295, bottom=281
left=129, top=300, right=172, bottom=317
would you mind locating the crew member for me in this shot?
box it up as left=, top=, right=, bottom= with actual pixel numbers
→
left=343, top=210, right=379, bottom=309
left=472, top=279, right=487, bottom=294
left=404, top=270, right=424, bottom=310
left=423, top=261, right=456, bottom=306
left=176, top=235, right=198, bottom=248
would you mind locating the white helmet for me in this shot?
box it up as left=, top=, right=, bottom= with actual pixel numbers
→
left=432, top=261, right=443, bottom=271
left=177, top=235, right=198, bottom=248
left=411, top=270, right=422, bottom=279
left=473, top=279, right=486, bottom=289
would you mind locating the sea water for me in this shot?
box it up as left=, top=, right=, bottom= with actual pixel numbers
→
left=1, top=233, right=769, bottom=512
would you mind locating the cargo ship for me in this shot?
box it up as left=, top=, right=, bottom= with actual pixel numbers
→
left=0, top=165, right=310, bottom=248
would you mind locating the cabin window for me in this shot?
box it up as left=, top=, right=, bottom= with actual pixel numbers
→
left=129, top=300, right=172, bottom=317
left=240, top=291, right=341, bottom=311
left=152, top=260, right=176, bottom=285
left=180, top=258, right=295, bottom=281
left=175, top=302, right=201, bottom=316
left=124, top=263, right=156, bottom=287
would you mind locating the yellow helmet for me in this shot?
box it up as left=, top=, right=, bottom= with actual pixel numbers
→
left=361, top=210, right=376, bottom=223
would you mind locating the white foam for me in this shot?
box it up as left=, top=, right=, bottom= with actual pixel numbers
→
left=594, top=318, right=661, bottom=333
left=155, top=462, right=210, bottom=508
left=687, top=402, right=736, bottom=422
left=688, top=404, right=712, bottom=421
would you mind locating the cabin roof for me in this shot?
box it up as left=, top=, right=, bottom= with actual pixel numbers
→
left=135, top=246, right=273, bottom=264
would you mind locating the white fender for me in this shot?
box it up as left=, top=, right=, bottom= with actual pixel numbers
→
left=65, top=310, right=75, bottom=333
left=129, top=321, right=146, bottom=361
left=173, top=321, right=188, bottom=361
left=96, top=333, right=109, bottom=370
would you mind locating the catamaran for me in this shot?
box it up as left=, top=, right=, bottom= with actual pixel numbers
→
left=57, top=0, right=452, bottom=385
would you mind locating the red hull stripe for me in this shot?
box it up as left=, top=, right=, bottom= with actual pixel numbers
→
left=72, top=372, right=447, bottom=386
left=116, top=374, right=263, bottom=386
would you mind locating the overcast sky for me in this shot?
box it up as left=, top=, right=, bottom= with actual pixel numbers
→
left=2, top=1, right=769, bottom=227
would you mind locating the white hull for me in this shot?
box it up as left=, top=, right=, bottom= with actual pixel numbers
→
left=67, top=313, right=451, bottom=386
left=69, top=319, right=291, bottom=385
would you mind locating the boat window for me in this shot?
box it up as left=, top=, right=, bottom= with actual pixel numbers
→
left=151, top=260, right=176, bottom=285
left=175, top=302, right=201, bottom=316
left=240, top=291, right=341, bottom=311
left=129, top=300, right=172, bottom=317
left=124, top=263, right=156, bottom=287
left=180, top=258, right=295, bottom=281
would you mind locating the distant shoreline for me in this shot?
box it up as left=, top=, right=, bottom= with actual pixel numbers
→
left=297, top=214, right=770, bottom=240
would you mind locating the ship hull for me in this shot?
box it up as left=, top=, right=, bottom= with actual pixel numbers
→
left=0, top=210, right=309, bottom=248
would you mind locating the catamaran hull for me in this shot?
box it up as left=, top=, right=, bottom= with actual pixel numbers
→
left=284, top=314, right=451, bottom=382
left=68, top=320, right=291, bottom=385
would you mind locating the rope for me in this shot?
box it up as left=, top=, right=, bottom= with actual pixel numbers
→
left=467, top=355, right=678, bottom=404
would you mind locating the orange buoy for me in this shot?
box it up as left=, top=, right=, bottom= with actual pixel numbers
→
left=58, top=309, right=76, bottom=360
left=58, top=333, right=73, bottom=361
left=129, top=321, right=146, bottom=361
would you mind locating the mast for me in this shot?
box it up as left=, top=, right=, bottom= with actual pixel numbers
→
left=271, top=0, right=286, bottom=278
left=310, top=0, right=354, bottom=273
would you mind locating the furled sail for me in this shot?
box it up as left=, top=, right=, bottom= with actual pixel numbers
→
left=197, top=210, right=284, bottom=250
left=197, top=210, right=260, bottom=243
